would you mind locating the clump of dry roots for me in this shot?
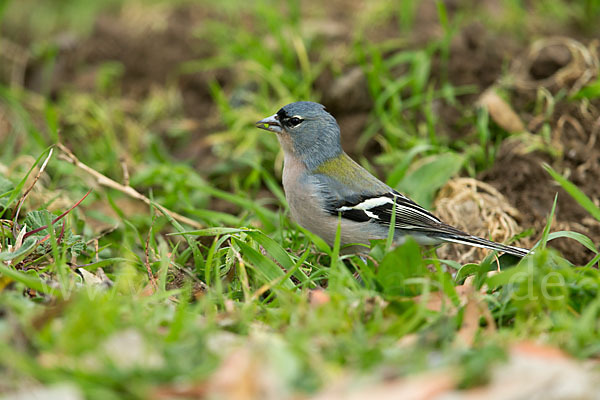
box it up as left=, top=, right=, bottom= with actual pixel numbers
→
left=510, top=36, right=599, bottom=95
left=434, top=177, right=526, bottom=264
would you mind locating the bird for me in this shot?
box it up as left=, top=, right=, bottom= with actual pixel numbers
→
left=255, top=101, right=530, bottom=258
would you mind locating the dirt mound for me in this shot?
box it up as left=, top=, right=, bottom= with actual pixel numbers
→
left=480, top=38, right=600, bottom=265
left=24, top=5, right=223, bottom=100
left=23, top=5, right=229, bottom=169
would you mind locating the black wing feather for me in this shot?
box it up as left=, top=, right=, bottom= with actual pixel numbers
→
left=326, top=190, right=530, bottom=257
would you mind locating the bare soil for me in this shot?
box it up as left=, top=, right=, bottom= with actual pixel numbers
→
left=22, top=5, right=227, bottom=170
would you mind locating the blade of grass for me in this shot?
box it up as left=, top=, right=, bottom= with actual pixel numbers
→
left=233, top=238, right=295, bottom=290
left=151, top=201, right=204, bottom=272
left=536, top=193, right=558, bottom=251
left=246, top=231, right=311, bottom=286
left=544, top=231, right=598, bottom=253
left=544, top=163, right=600, bottom=221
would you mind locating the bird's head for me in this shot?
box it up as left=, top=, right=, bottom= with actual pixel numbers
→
left=256, top=101, right=342, bottom=169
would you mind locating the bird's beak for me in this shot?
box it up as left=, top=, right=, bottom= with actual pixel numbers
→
left=255, top=114, right=282, bottom=134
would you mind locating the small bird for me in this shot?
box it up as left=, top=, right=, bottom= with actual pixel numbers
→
left=256, top=101, right=529, bottom=257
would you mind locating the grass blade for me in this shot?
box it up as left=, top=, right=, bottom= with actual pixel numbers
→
left=233, top=239, right=295, bottom=290
left=544, top=163, right=600, bottom=221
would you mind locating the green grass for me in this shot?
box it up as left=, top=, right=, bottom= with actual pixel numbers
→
left=1, top=0, right=600, bottom=398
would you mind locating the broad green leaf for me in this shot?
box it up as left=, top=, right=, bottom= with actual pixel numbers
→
left=455, top=263, right=480, bottom=283
left=496, top=253, right=524, bottom=270
left=377, top=238, right=427, bottom=296
left=0, top=237, right=38, bottom=263
left=436, top=259, right=462, bottom=272
left=23, top=210, right=86, bottom=256
left=396, top=153, right=464, bottom=208
left=383, top=145, right=432, bottom=187
left=23, top=209, right=55, bottom=235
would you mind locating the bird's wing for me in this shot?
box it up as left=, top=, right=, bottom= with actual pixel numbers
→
left=326, top=190, right=530, bottom=257
left=323, top=188, right=451, bottom=231
left=310, top=165, right=449, bottom=231
left=311, top=171, right=529, bottom=257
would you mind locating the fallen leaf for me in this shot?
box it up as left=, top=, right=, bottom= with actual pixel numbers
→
left=308, top=288, right=330, bottom=307
left=152, top=383, right=207, bottom=400
left=478, top=89, right=525, bottom=133
left=448, top=341, right=600, bottom=400
left=510, top=341, right=568, bottom=360
left=415, top=284, right=473, bottom=313
left=102, top=329, right=164, bottom=370
left=139, top=282, right=156, bottom=297
left=78, top=268, right=103, bottom=286
left=1, top=383, right=83, bottom=400
left=455, top=290, right=496, bottom=347
left=311, top=370, right=457, bottom=400
left=206, top=346, right=284, bottom=400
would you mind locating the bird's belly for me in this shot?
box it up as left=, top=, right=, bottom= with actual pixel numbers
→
left=282, top=157, right=382, bottom=252
left=285, top=187, right=333, bottom=239
left=285, top=185, right=378, bottom=251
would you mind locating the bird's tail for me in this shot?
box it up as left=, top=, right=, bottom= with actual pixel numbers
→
left=441, top=234, right=531, bottom=258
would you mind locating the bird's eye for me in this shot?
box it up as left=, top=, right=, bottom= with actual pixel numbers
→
left=288, top=117, right=303, bottom=127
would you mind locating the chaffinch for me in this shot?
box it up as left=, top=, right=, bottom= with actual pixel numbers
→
left=256, top=101, right=529, bottom=257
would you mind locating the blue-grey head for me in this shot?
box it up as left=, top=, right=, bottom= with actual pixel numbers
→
left=256, top=101, right=343, bottom=169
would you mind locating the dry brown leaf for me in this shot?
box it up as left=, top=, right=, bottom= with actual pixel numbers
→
left=207, top=347, right=260, bottom=400
left=444, top=342, right=600, bottom=400
left=311, top=370, right=456, bottom=400
left=152, top=383, right=207, bottom=400
left=206, top=346, right=283, bottom=400
left=455, top=288, right=496, bottom=347
left=101, top=329, right=164, bottom=370
left=415, top=284, right=474, bottom=313
left=478, top=89, right=525, bottom=133
left=139, top=282, right=156, bottom=297
left=1, top=384, right=83, bottom=400
left=414, top=281, right=495, bottom=347
left=308, top=288, right=331, bottom=307
left=510, top=341, right=569, bottom=360
left=78, top=268, right=112, bottom=288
